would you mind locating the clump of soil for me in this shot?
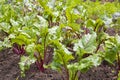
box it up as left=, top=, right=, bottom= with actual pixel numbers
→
left=0, top=48, right=118, bottom=80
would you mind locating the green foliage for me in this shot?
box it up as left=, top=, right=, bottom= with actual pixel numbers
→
left=0, top=0, right=120, bottom=80
left=50, top=40, right=74, bottom=70
left=104, top=34, right=120, bottom=64
left=118, top=71, right=120, bottom=80
left=68, top=54, right=102, bottom=72
left=73, top=32, right=97, bottom=61
left=19, top=56, right=36, bottom=77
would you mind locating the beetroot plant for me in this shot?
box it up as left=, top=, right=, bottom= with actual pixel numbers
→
left=0, top=0, right=120, bottom=80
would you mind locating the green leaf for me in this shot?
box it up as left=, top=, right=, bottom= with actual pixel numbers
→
left=73, top=32, right=97, bottom=53
left=79, top=54, right=102, bottom=72
left=68, top=23, right=80, bottom=31
left=37, top=15, right=48, bottom=27
left=104, top=48, right=117, bottom=64
left=86, top=19, right=95, bottom=27
left=11, top=34, right=34, bottom=45
left=26, top=43, right=35, bottom=54
left=50, top=40, right=74, bottom=71
left=115, top=34, right=120, bottom=44
left=0, top=22, right=11, bottom=33
left=68, top=54, right=102, bottom=73
left=19, top=56, right=36, bottom=77
left=104, top=39, right=117, bottom=64
left=10, top=19, right=19, bottom=27
left=95, top=19, right=104, bottom=32
left=48, top=26, right=61, bottom=40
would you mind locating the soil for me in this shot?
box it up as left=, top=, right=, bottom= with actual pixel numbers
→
left=0, top=47, right=118, bottom=80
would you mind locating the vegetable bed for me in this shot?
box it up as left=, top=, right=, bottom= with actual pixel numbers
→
left=0, top=48, right=117, bottom=80
left=0, top=0, right=120, bottom=80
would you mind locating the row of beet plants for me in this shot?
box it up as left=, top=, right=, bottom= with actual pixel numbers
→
left=0, top=0, right=120, bottom=80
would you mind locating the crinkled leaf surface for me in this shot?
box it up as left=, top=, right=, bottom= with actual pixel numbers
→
left=73, top=32, right=97, bottom=53
left=68, top=54, right=102, bottom=72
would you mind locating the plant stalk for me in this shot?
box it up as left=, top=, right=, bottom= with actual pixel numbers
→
left=62, top=57, right=69, bottom=80
left=72, top=70, right=78, bottom=80
left=117, top=52, right=120, bottom=76
left=95, top=39, right=105, bottom=53
left=43, top=33, right=48, bottom=64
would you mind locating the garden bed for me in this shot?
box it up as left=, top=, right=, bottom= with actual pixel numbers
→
left=0, top=48, right=118, bottom=80
left=0, top=0, right=120, bottom=80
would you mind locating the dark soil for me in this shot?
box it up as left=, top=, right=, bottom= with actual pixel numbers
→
left=0, top=47, right=118, bottom=80
left=79, top=63, right=117, bottom=80
left=0, top=48, right=63, bottom=80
